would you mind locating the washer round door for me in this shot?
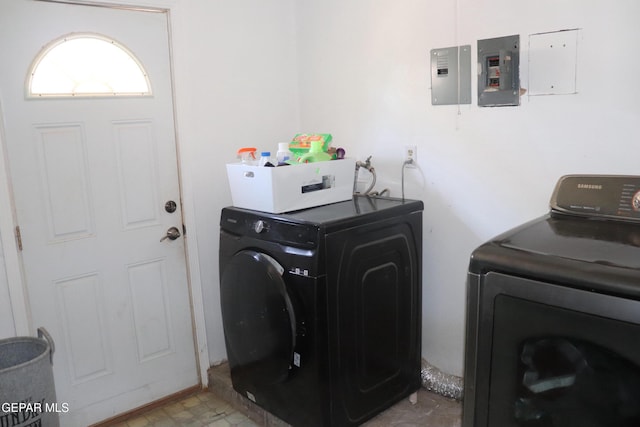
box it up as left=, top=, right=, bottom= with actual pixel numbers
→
left=220, top=250, right=296, bottom=385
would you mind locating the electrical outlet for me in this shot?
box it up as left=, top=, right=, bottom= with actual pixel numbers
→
left=404, top=145, right=417, bottom=165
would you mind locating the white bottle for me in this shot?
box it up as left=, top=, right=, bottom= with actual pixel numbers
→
left=276, top=142, right=293, bottom=165
left=258, top=151, right=273, bottom=167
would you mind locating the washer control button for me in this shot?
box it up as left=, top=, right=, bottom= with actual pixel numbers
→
left=253, top=220, right=266, bottom=233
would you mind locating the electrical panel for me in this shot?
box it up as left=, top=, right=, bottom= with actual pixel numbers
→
left=430, top=45, right=471, bottom=105
left=529, top=29, right=579, bottom=96
left=477, top=35, right=520, bottom=107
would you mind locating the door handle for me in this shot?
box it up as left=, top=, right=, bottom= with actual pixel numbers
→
left=160, top=226, right=181, bottom=242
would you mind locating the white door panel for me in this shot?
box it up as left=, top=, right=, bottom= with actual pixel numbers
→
left=0, top=1, right=198, bottom=425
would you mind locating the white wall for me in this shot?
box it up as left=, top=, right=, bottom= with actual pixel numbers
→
left=0, top=230, right=16, bottom=338
left=295, top=0, right=640, bottom=376
left=169, top=0, right=300, bottom=364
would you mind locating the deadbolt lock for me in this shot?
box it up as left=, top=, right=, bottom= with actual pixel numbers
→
left=165, top=200, right=177, bottom=213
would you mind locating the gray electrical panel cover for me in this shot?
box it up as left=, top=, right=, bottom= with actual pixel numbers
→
left=478, top=35, right=520, bottom=107
left=431, top=45, right=471, bottom=105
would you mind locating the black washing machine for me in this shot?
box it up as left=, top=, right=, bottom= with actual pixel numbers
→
left=219, top=196, right=423, bottom=427
left=463, top=175, right=640, bottom=427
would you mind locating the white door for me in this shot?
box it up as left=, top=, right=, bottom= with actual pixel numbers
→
left=0, top=1, right=198, bottom=425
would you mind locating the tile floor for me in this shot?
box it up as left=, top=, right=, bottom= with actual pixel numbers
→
left=111, top=391, right=259, bottom=427
left=114, top=363, right=461, bottom=426
left=114, top=388, right=461, bottom=427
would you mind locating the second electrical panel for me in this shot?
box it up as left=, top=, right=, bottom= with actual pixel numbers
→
left=478, top=35, right=520, bottom=107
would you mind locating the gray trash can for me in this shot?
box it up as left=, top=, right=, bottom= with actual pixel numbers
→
left=0, top=327, right=59, bottom=427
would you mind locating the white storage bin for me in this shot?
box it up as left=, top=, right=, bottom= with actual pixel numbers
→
left=226, top=158, right=355, bottom=213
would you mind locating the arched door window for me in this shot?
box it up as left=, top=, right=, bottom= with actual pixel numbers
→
left=27, top=33, right=151, bottom=98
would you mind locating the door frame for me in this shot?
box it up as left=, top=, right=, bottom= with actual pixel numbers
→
left=0, top=0, right=210, bottom=388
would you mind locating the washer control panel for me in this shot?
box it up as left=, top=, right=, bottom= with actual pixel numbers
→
left=550, top=175, right=640, bottom=222
left=221, top=208, right=319, bottom=248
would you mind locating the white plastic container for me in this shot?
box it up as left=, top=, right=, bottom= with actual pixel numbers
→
left=226, top=158, right=355, bottom=213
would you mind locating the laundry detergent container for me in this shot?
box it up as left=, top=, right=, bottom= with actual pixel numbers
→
left=0, top=328, right=59, bottom=427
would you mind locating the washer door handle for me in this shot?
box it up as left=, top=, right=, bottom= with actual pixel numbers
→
left=261, top=252, right=284, bottom=275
